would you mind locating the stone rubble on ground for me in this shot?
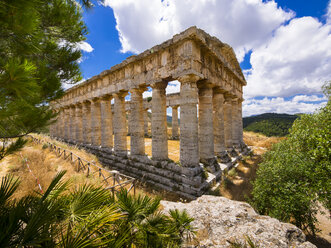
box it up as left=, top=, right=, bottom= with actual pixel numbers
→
left=161, top=195, right=316, bottom=248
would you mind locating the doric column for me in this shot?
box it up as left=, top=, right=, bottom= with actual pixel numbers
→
left=127, top=109, right=132, bottom=135
left=69, top=106, right=76, bottom=141
left=82, top=101, right=91, bottom=144
left=58, top=109, right=64, bottom=139
left=75, top=104, right=83, bottom=143
left=198, top=82, right=215, bottom=162
left=178, top=75, right=199, bottom=167
left=237, top=99, right=244, bottom=144
left=172, top=106, right=179, bottom=139
left=63, top=107, right=70, bottom=140
left=100, top=97, right=113, bottom=148
left=213, top=90, right=226, bottom=155
left=113, top=92, right=127, bottom=154
left=91, top=99, right=102, bottom=146
left=144, top=109, right=149, bottom=136
left=231, top=98, right=239, bottom=147
left=223, top=96, right=233, bottom=148
left=130, top=88, right=145, bottom=155
left=151, top=81, right=168, bottom=160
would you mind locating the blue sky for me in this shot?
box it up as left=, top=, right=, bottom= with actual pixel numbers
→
left=74, top=0, right=331, bottom=116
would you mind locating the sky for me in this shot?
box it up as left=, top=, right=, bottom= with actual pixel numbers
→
left=73, top=0, right=331, bottom=117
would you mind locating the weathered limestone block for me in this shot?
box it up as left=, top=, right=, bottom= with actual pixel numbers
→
left=224, top=96, right=233, bottom=148
left=198, top=83, right=215, bottom=162
left=91, top=99, right=102, bottom=146
left=151, top=81, right=168, bottom=160
left=100, top=97, right=113, bottom=148
left=130, top=88, right=145, bottom=155
left=213, top=90, right=226, bottom=155
left=113, top=92, right=127, bottom=154
left=162, top=196, right=316, bottom=248
left=82, top=101, right=91, bottom=144
left=75, top=104, right=83, bottom=143
left=172, top=106, right=179, bottom=139
left=178, top=75, right=199, bottom=167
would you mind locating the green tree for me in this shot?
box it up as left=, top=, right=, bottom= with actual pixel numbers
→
left=252, top=82, right=331, bottom=235
left=0, top=0, right=93, bottom=160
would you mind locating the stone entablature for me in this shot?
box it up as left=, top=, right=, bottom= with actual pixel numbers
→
left=53, top=26, right=245, bottom=109
left=50, top=26, right=248, bottom=199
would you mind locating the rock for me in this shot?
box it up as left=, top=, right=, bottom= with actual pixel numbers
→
left=161, top=195, right=316, bottom=248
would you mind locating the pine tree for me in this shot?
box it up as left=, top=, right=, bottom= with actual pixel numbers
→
left=0, top=0, right=93, bottom=160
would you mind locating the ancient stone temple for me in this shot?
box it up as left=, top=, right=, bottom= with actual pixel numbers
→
left=50, top=26, right=248, bottom=199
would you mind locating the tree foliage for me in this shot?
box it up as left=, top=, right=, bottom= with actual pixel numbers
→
left=243, top=113, right=298, bottom=137
left=0, top=0, right=91, bottom=160
left=252, top=83, right=331, bottom=235
left=0, top=172, right=195, bottom=247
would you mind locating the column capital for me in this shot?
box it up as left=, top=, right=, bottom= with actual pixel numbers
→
left=172, top=105, right=179, bottom=109
left=178, top=74, right=201, bottom=84
left=101, top=94, right=112, bottom=101
left=151, top=80, right=167, bottom=90
left=92, top=97, right=101, bottom=103
left=197, top=80, right=214, bottom=89
left=131, top=87, right=145, bottom=94
left=113, top=90, right=128, bottom=98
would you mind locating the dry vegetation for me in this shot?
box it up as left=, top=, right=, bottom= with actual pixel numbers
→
left=0, top=131, right=282, bottom=201
left=219, top=132, right=284, bottom=201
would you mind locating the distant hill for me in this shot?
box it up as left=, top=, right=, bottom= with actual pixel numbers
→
left=164, top=112, right=298, bottom=137
left=243, top=113, right=299, bottom=137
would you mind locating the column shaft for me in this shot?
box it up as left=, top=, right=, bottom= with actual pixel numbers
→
left=213, top=91, right=226, bottom=155
left=238, top=100, right=244, bottom=144
left=151, top=82, right=168, bottom=160
left=100, top=98, right=113, bottom=148
left=223, top=97, right=233, bottom=148
left=69, top=106, right=76, bottom=141
left=198, top=85, right=214, bottom=161
left=82, top=102, right=91, bottom=144
left=231, top=99, right=239, bottom=147
left=75, top=104, right=83, bottom=143
left=113, top=93, right=127, bottom=153
left=64, top=108, right=69, bottom=140
left=130, top=89, right=145, bottom=155
left=91, top=99, right=102, bottom=146
left=144, top=109, right=149, bottom=136
left=58, top=109, right=65, bottom=139
left=179, top=76, right=199, bottom=167
left=172, top=106, right=179, bottom=139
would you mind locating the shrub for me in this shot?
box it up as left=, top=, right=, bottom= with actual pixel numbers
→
left=252, top=87, right=330, bottom=235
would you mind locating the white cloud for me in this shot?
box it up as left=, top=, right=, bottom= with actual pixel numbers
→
left=104, top=0, right=292, bottom=61
left=77, top=41, right=94, bottom=53
left=245, top=16, right=331, bottom=98
left=327, top=0, right=331, bottom=24
left=104, top=0, right=331, bottom=116
left=243, top=95, right=327, bottom=117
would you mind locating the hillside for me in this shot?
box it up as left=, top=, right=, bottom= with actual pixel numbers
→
left=243, top=113, right=299, bottom=137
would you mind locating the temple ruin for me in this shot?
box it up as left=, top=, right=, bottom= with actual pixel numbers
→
left=50, top=26, right=248, bottom=199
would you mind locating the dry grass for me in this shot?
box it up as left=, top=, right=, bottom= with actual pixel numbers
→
left=1, top=139, right=105, bottom=199
left=219, top=131, right=284, bottom=201
left=243, top=131, right=284, bottom=155
left=0, top=131, right=283, bottom=201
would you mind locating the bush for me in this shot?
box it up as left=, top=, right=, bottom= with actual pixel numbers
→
left=252, top=88, right=330, bottom=235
